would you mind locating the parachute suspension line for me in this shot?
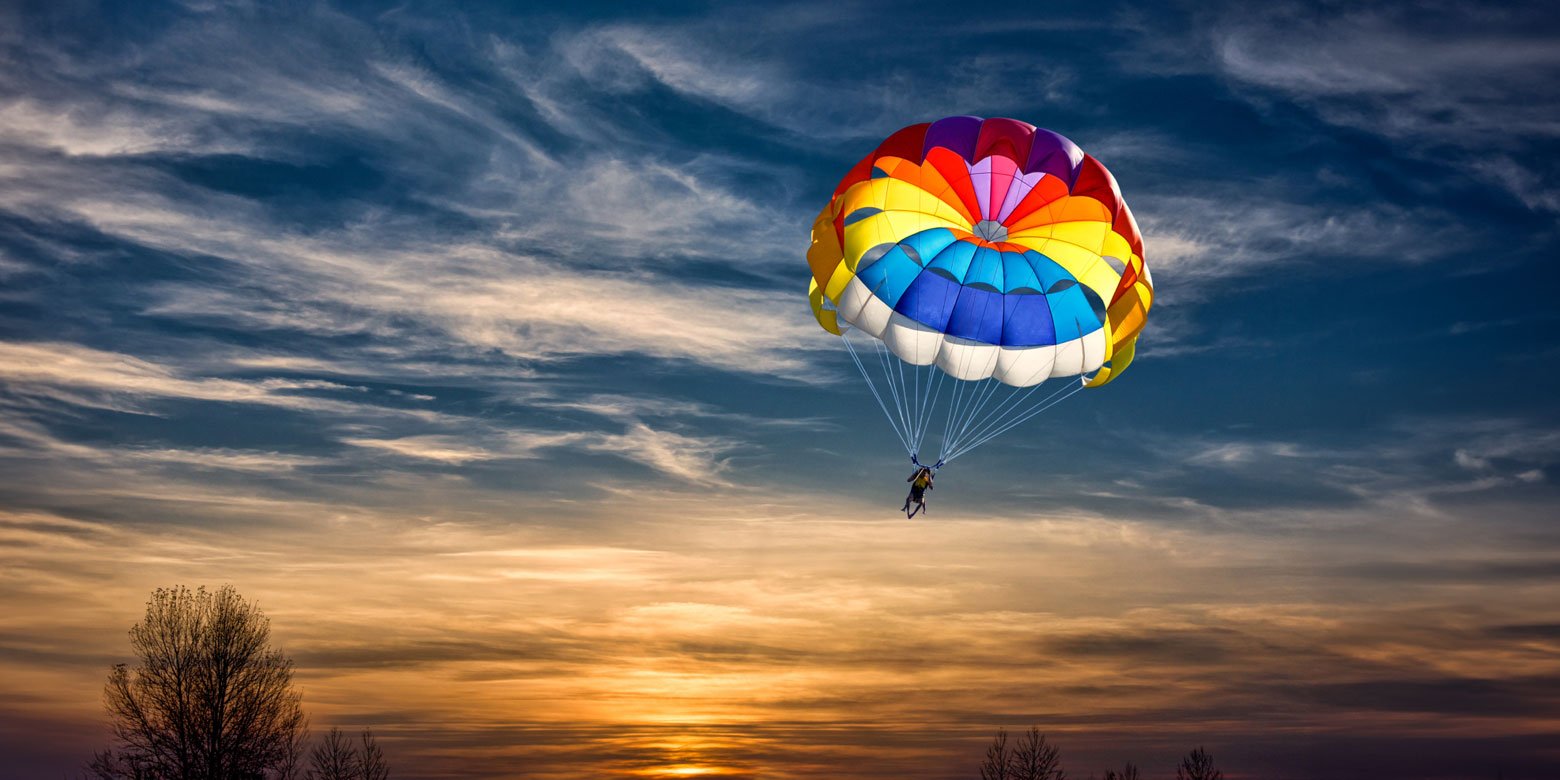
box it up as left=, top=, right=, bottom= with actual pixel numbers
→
left=943, top=379, right=1086, bottom=463
left=928, top=367, right=951, bottom=452
left=890, top=346, right=914, bottom=446
left=912, top=363, right=948, bottom=456
left=946, top=381, right=1082, bottom=463
left=946, top=379, right=1069, bottom=460
left=946, top=378, right=1042, bottom=457
left=940, top=294, right=1011, bottom=461
left=842, top=329, right=1087, bottom=465
left=936, top=367, right=971, bottom=463
left=841, top=333, right=913, bottom=455
left=897, top=359, right=916, bottom=449
left=944, top=375, right=1005, bottom=457
left=872, top=339, right=913, bottom=447
left=933, top=336, right=981, bottom=463
left=944, top=317, right=1096, bottom=459
left=937, top=379, right=971, bottom=461
left=910, top=361, right=925, bottom=452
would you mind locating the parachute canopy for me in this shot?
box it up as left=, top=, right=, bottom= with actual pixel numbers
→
left=807, top=116, right=1152, bottom=390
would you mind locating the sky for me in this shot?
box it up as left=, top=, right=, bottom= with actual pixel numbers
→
left=1, top=0, right=1558, bottom=778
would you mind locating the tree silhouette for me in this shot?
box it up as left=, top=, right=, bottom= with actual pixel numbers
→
left=980, top=727, right=1065, bottom=780
left=1103, top=762, right=1140, bottom=780
left=357, top=730, right=388, bottom=780
left=307, top=729, right=355, bottom=780
left=1176, top=747, right=1222, bottom=780
left=88, top=585, right=306, bottom=779
left=1010, top=727, right=1065, bottom=780
left=306, top=727, right=389, bottom=780
left=979, top=728, right=1013, bottom=780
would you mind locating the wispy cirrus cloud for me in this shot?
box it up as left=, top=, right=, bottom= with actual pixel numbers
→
left=1207, top=4, right=1560, bottom=212
left=0, top=6, right=824, bottom=386
left=1135, top=193, right=1470, bottom=286
left=0, top=340, right=743, bottom=484
left=344, top=423, right=737, bottom=485
left=0, top=341, right=417, bottom=417
left=1087, top=415, right=1560, bottom=525
left=555, top=17, right=1075, bottom=143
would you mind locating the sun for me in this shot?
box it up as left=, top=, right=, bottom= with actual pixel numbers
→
left=643, top=766, right=718, bottom=777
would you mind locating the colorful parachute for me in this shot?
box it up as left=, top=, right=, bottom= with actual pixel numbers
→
left=806, top=116, right=1153, bottom=465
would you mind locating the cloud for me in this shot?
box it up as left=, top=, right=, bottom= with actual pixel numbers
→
left=0, top=3, right=832, bottom=392
left=342, top=433, right=583, bottom=465
left=341, top=424, right=737, bottom=486
left=560, top=25, right=775, bottom=110
left=1453, top=449, right=1491, bottom=472
left=1075, top=414, right=1560, bottom=526
left=1, top=154, right=820, bottom=381
left=555, top=18, right=1073, bottom=143
left=0, top=340, right=409, bottom=416
left=1208, top=4, right=1560, bottom=212
left=1132, top=190, right=1470, bottom=288
left=580, top=422, right=736, bottom=485
left=342, top=421, right=741, bottom=484
left=0, top=339, right=742, bottom=484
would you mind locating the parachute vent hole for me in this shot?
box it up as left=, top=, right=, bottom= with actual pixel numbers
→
left=1045, top=279, right=1077, bottom=294
left=1102, top=255, right=1128, bottom=274
left=972, top=220, right=1009, bottom=242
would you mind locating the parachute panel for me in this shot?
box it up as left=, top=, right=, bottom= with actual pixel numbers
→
left=805, top=117, right=1155, bottom=463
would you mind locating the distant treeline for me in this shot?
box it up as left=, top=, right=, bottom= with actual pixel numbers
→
left=977, top=726, right=1222, bottom=780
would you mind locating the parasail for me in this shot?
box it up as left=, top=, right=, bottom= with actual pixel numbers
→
left=806, top=116, right=1154, bottom=467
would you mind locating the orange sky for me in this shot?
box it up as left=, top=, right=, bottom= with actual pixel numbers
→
left=5, top=474, right=1559, bottom=779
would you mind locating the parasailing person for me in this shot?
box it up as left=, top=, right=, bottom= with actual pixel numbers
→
left=804, top=117, right=1155, bottom=512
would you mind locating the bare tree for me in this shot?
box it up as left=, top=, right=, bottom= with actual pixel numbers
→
left=1010, top=727, right=1065, bottom=780
left=980, top=728, right=1013, bottom=780
left=277, top=725, right=309, bottom=780
left=85, top=750, right=155, bottom=780
left=1103, top=763, right=1140, bottom=780
left=307, top=728, right=357, bottom=780
left=304, top=727, right=389, bottom=780
left=357, top=730, right=388, bottom=780
left=89, top=585, right=306, bottom=780
left=1176, top=747, right=1222, bottom=780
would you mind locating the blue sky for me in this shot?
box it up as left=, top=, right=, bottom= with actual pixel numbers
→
left=2, top=1, right=1558, bottom=778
